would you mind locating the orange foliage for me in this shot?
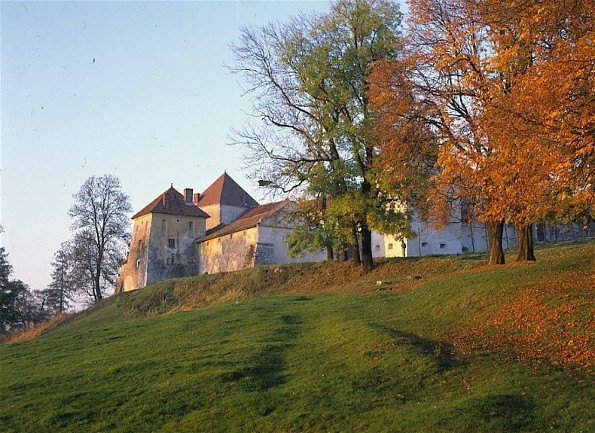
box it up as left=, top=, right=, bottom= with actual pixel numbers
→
left=368, top=56, right=438, bottom=215
left=477, top=0, right=594, bottom=224
left=369, top=0, right=593, bottom=234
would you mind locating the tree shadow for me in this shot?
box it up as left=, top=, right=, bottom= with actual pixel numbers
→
left=464, top=393, right=537, bottom=431
left=370, top=323, right=461, bottom=371
left=220, top=313, right=302, bottom=391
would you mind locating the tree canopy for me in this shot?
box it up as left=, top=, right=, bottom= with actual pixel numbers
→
left=368, top=0, right=593, bottom=264
left=230, top=0, right=406, bottom=272
left=67, top=174, right=132, bottom=302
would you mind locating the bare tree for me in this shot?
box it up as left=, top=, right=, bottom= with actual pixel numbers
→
left=68, top=174, right=131, bottom=302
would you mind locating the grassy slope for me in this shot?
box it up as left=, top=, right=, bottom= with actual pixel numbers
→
left=1, top=242, right=593, bottom=432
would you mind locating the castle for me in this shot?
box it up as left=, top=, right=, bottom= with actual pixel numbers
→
left=116, top=173, right=325, bottom=292
left=117, top=172, right=594, bottom=292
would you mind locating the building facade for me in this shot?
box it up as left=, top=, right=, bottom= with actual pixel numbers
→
left=118, top=172, right=593, bottom=292
left=116, top=186, right=209, bottom=292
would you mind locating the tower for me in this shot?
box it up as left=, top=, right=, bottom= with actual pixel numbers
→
left=117, top=186, right=209, bottom=292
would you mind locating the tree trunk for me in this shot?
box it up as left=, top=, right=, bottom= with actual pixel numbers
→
left=515, top=223, right=536, bottom=262
left=95, top=262, right=103, bottom=301
left=351, top=226, right=361, bottom=266
left=487, top=220, right=505, bottom=265
left=338, top=247, right=348, bottom=262
left=326, top=245, right=334, bottom=261
left=360, top=226, right=374, bottom=274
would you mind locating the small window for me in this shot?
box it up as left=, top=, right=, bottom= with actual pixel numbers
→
left=135, top=259, right=141, bottom=269
left=161, top=219, right=167, bottom=234
left=388, top=243, right=393, bottom=250
left=374, top=245, right=380, bottom=251
left=440, top=243, right=446, bottom=249
left=421, top=242, right=428, bottom=247
left=168, top=238, right=176, bottom=248
left=189, top=221, right=194, bottom=232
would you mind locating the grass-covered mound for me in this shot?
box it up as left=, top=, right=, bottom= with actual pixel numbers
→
left=1, top=242, right=593, bottom=432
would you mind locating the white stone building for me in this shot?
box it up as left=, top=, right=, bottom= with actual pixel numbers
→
left=118, top=171, right=591, bottom=292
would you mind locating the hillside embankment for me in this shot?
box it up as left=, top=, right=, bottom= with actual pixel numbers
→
left=0, top=241, right=593, bottom=433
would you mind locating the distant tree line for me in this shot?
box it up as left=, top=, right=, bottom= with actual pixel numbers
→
left=1, top=175, right=131, bottom=339
left=0, top=226, right=67, bottom=339
left=231, top=0, right=593, bottom=271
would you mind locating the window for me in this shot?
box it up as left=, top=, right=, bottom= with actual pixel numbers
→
left=189, top=221, right=194, bottom=232
left=421, top=242, right=428, bottom=247
left=439, top=243, right=446, bottom=249
left=388, top=243, right=393, bottom=250
left=374, top=245, right=380, bottom=252
left=168, top=238, right=176, bottom=248
left=135, top=259, right=141, bottom=269
left=161, top=219, right=167, bottom=234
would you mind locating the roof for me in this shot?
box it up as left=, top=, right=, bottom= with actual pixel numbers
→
left=198, top=200, right=291, bottom=242
left=198, top=172, right=259, bottom=208
left=132, top=186, right=210, bottom=219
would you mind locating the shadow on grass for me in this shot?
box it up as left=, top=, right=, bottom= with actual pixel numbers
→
left=221, top=313, right=303, bottom=392
left=370, top=323, right=460, bottom=371
left=462, top=393, right=537, bottom=431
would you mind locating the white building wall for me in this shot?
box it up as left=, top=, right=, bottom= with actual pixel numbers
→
left=201, top=204, right=251, bottom=230
left=384, top=217, right=463, bottom=258
left=371, top=231, right=387, bottom=258
left=257, top=221, right=327, bottom=266
left=198, top=227, right=259, bottom=274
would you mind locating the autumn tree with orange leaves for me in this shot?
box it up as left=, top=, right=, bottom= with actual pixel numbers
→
left=371, top=0, right=511, bottom=264
left=476, top=0, right=594, bottom=261
left=369, top=0, right=593, bottom=264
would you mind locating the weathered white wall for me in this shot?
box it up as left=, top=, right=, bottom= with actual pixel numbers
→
left=199, top=227, right=259, bottom=274
left=257, top=217, right=326, bottom=266
left=117, top=213, right=152, bottom=292
left=145, top=213, right=206, bottom=285
left=198, top=213, right=326, bottom=274
left=201, top=203, right=252, bottom=230
left=118, top=213, right=207, bottom=291
left=383, top=212, right=464, bottom=258
left=371, top=231, right=387, bottom=258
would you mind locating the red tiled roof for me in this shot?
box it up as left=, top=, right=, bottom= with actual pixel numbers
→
left=198, top=200, right=290, bottom=242
left=132, top=186, right=210, bottom=219
left=198, top=172, right=259, bottom=208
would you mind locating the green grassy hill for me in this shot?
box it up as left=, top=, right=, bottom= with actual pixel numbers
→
left=1, top=242, right=593, bottom=432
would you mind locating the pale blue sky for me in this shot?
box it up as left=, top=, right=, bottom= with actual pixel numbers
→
left=2, top=0, right=407, bottom=292
left=1, top=0, right=336, bottom=290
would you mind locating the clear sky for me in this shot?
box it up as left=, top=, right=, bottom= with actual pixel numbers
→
left=1, top=0, right=333, bottom=291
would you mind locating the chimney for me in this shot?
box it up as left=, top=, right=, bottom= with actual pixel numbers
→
left=184, top=188, right=193, bottom=204
left=193, top=192, right=201, bottom=205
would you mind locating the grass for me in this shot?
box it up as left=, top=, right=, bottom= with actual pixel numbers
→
left=1, top=241, right=593, bottom=432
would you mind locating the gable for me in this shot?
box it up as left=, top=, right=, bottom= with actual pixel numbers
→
left=198, top=172, right=259, bottom=208
left=132, top=186, right=210, bottom=219
left=198, top=200, right=290, bottom=242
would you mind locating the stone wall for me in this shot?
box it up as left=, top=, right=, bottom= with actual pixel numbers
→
left=117, top=213, right=152, bottom=292
left=118, top=212, right=206, bottom=291
left=198, top=227, right=259, bottom=274
left=201, top=203, right=253, bottom=230
left=256, top=214, right=326, bottom=265
left=145, top=213, right=206, bottom=286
